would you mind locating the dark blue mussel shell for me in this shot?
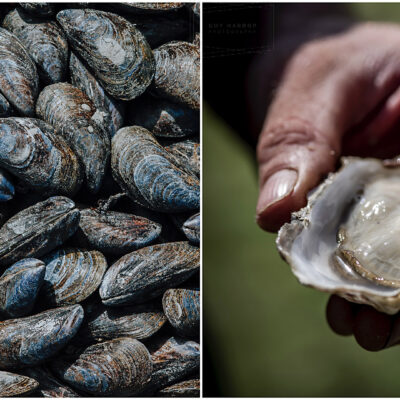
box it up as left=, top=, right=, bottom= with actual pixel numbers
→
left=112, top=126, right=199, bottom=213
left=0, top=169, right=14, bottom=202
left=162, top=288, right=200, bottom=337
left=57, top=8, right=155, bottom=101
left=0, top=304, right=84, bottom=369
left=0, top=258, right=45, bottom=318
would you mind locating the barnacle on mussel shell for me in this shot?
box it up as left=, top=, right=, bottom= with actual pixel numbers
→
left=129, top=95, right=199, bottom=138
left=69, top=52, right=125, bottom=137
left=277, top=157, right=400, bottom=314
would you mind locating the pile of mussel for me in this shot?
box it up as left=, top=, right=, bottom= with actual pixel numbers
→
left=0, top=2, right=200, bottom=397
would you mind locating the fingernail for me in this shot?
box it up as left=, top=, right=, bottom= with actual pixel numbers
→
left=256, top=169, right=298, bottom=214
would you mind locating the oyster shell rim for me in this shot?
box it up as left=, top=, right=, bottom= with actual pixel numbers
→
left=276, top=156, right=400, bottom=315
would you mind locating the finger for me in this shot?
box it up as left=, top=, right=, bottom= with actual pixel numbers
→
left=326, top=295, right=356, bottom=336
left=343, top=86, right=400, bottom=156
left=256, top=41, right=354, bottom=231
left=344, top=119, right=400, bottom=159
left=353, top=305, right=392, bottom=351
left=256, top=31, right=400, bottom=232
left=385, top=313, right=400, bottom=348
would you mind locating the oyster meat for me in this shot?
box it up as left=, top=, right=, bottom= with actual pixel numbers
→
left=277, top=157, right=400, bottom=314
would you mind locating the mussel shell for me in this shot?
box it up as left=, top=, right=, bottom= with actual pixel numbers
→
left=74, top=208, right=161, bottom=255
left=117, top=3, right=185, bottom=13
left=41, top=248, right=107, bottom=306
left=51, top=337, right=153, bottom=396
left=57, top=8, right=155, bottom=101
left=0, top=118, right=82, bottom=196
left=3, top=8, right=69, bottom=84
left=192, top=3, right=200, bottom=20
left=0, top=304, right=83, bottom=369
left=111, top=126, right=199, bottom=213
left=129, top=96, right=199, bottom=138
left=82, top=302, right=167, bottom=342
left=69, top=52, right=125, bottom=137
left=111, top=197, right=187, bottom=243
left=162, top=288, right=200, bottom=337
left=193, top=32, right=200, bottom=47
left=0, top=196, right=80, bottom=267
left=0, top=258, right=45, bottom=318
left=0, top=370, right=39, bottom=397
left=0, top=169, right=14, bottom=201
left=149, top=336, right=200, bottom=391
left=36, top=82, right=110, bottom=193
left=22, top=366, right=80, bottom=398
left=99, top=241, right=199, bottom=306
left=19, top=3, right=55, bottom=17
left=0, top=93, right=13, bottom=118
left=0, top=27, right=38, bottom=116
left=153, top=41, right=200, bottom=110
left=182, top=212, right=200, bottom=244
left=165, top=139, right=200, bottom=177
left=158, top=378, right=200, bottom=397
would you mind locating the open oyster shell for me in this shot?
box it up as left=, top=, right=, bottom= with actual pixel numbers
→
left=277, top=157, right=400, bottom=314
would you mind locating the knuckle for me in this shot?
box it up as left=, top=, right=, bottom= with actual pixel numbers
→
left=257, top=117, right=317, bottom=163
left=257, top=116, right=338, bottom=181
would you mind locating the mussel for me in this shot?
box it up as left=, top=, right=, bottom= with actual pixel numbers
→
left=51, top=337, right=153, bottom=396
left=0, top=305, right=83, bottom=369
left=111, top=126, right=199, bottom=213
left=3, top=8, right=68, bottom=84
left=99, top=241, right=199, bottom=306
left=57, top=8, right=155, bottom=101
left=0, top=27, right=38, bottom=116
left=36, top=82, right=110, bottom=193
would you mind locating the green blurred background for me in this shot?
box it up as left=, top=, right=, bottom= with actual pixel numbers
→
left=204, top=4, right=400, bottom=396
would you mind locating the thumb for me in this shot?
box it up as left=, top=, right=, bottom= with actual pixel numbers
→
left=256, top=119, right=339, bottom=232
left=255, top=32, right=397, bottom=232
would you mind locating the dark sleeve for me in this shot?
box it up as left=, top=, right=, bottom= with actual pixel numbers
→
left=203, top=3, right=355, bottom=152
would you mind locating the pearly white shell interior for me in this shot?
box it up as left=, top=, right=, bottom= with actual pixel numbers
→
left=277, top=158, right=400, bottom=313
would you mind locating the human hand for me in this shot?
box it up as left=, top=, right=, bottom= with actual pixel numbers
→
left=255, top=22, right=400, bottom=350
